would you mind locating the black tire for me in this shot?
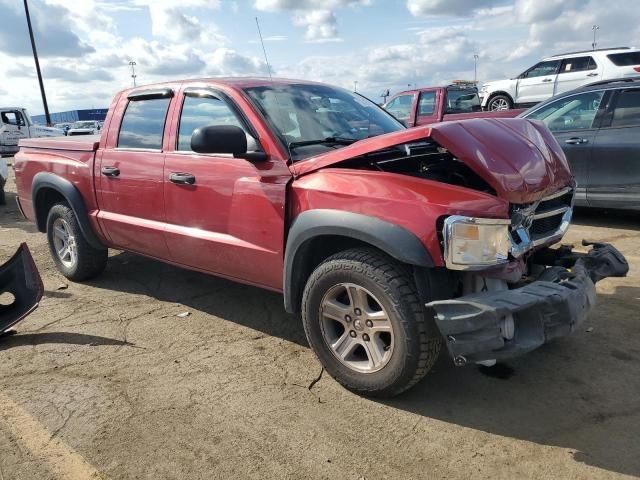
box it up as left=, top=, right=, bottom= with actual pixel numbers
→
left=487, top=94, right=513, bottom=111
left=301, top=248, right=441, bottom=397
left=46, top=202, right=108, bottom=281
left=0, top=185, right=5, bottom=205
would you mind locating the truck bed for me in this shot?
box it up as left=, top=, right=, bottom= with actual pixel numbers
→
left=19, top=134, right=100, bottom=152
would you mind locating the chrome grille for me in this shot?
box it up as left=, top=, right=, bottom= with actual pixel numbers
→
left=509, top=187, right=574, bottom=256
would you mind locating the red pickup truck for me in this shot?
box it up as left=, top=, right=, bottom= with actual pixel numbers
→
left=383, top=84, right=525, bottom=126
left=14, top=78, right=627, bottom=397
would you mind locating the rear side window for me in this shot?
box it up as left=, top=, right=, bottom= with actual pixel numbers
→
left=418, top=92, right=436, bottom=116
left=177, top=95, right=245, bottom=151
left=607, top=52, right=640, bottom=66
left=118, top=98, right=171, bottom=149
left=611, top=89, right=640, bottom=127
left=560, top=56, right=597, bottom=73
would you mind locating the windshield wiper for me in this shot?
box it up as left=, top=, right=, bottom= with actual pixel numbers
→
left=288, top=136, right=358, bottom=149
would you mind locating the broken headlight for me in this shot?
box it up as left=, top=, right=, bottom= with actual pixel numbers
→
left=443, top=216, right=512, bottom=270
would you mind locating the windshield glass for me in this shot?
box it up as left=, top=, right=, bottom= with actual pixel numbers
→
left=445, top=88, right=481, bottom=113
left=244, top=84, right=404, bottom=161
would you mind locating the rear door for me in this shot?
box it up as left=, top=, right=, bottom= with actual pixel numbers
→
left=588, top=88, right=640, bottom=208
left=96, top=89, right=173, bottom=258
left=414, top=90, right=439, bottom=126
left=161, top=86, right=290, bottom=290
left=516, top=60, right=561, bottom=105
left=555, top=56, right=601, bottom=95
left=525, top=89, right=608, bottom=205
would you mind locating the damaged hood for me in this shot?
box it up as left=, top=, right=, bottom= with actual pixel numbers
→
left=292, top=118, right=573, bottom=204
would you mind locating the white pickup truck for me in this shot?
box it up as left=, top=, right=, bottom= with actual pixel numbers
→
left=0, top=107, right=63, bottom=203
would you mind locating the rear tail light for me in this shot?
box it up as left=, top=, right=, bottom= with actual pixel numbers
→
left=634, top=67, right=640, bottom=72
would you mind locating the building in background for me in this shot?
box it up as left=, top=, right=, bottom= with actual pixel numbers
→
left=31, top=108, right=108, bottom=125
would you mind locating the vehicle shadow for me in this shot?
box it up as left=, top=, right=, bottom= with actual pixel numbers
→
left=0, top=331, right=132, bottom=350
left=0, top=190, right=38, bottom=234
left=572, top=206, right=640, bottom=231
left=87, top=251, right=308, bottom=347
left=87, top=251, right=640, bottom=476
left=380, top=284, right=640, bottom=477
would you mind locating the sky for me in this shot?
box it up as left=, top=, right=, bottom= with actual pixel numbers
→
left=0, top=0, right=638, bottom=116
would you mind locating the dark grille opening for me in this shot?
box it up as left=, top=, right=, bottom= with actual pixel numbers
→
left=530, top=214, right=564, bottom=238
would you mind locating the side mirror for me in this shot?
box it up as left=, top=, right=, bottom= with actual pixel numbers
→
left=191, top=125, right=248, bottom=156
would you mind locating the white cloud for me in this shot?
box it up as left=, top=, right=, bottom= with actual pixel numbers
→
left=293, top=10, right=339, bottom=41
left=407, top=0, right=506, bottom=17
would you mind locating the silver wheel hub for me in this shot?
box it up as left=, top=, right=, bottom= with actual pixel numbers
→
left=52, top=218, right=77, bottom=269
left=319, top=283, right=394, bottom=374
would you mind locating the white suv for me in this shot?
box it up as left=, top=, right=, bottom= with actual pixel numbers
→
left=480, top=47, right=640, bottom=110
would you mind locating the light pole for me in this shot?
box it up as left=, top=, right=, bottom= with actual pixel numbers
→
left=129, top=60, right=137, bottom=87
left=353, top=80, right=358, bottom=92
left=592, top=25, right=600, bottom=50
left=473, top=54, right=479, bottom=85
left=23, top=0, right=51, bottom=126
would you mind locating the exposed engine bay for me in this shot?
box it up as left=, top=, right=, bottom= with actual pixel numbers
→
left=336, top=141, right=496, bottom=195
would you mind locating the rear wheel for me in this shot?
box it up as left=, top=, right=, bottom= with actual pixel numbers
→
left=487, top=94, right=513, bottom=111
left=46, top=203, right=107, bottom=281
left=301, top=248, right=441, bottom=397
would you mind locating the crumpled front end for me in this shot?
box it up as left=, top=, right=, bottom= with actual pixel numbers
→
left=427, top=242, right=629, bottom=365
left=0, top=244, right=44, bottom=334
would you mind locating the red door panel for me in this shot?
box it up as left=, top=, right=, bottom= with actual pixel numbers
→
left=162, top=153, right=289, bottom=290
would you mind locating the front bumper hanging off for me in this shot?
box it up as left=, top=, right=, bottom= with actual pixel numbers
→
left=427, top=242, right=629, bottom=365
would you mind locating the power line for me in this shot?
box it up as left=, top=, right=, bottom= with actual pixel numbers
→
left=23, top=0, right=51, bottom=126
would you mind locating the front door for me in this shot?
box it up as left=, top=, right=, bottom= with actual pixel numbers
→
left=525, top=89, right=608, bottom=205
left=0, top=110, right=27, bottom=148
left=588, top=88, right=640, bottom=208
left=162, top=87, right=290, bottom=290
left=516, top=60, right=561, bottom=105
left=96, top=91, right=173, bottom=258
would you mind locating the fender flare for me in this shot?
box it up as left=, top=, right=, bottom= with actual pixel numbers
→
left=32, top=172, right=105, bottom=250
left=283, top=209, right=434, bottom=313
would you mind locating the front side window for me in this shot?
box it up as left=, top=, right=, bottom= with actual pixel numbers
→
left=177, top=95, right=245, bottom=151
left=245, top=84, right=404, bottom=161
left=385, top=94, right=414, bottom=122
left=522, top=60, right=561, bottom=78
left=611, top=89, right=640, bottom=127
left=418, top=92, right=436, bottom=116
left=526, top=91, right=605, bottom=131
left=1, top=111, right=22, bottom=126
left=118, top=98, right=171, bottom=149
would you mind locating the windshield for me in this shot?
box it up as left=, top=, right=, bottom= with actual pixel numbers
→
left=72, top=121, right=95, bottom=128
left=244, top=84, right=404, bottom=161
left=445, top=88, right=481, bottom=113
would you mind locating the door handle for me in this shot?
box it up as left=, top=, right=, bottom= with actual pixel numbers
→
left=542, top=78, right=553, bottom=82
left=565, top=137, right=589, bottom=145
left=169, top=172, right=196, bottom=185
left=101, top=166, right=120, bottom=177
left=586, top=73, right=599, bottom=77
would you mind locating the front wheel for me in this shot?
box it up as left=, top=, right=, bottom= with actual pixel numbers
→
left=46, top=203, right=108, bottom=281
left=301, top=248, right=441, bottom=397
left=486, top=94, right=513, bottom=111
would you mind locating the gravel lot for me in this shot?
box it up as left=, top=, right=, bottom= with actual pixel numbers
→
left=1, top=164, right=639, bottom=480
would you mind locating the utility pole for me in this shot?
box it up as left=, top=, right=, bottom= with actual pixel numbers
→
left=592, top=25, right=600, bottom=50
left=129, top=60, right=137, bottom=87
left=23, top=0, right=51, bottom=126
left=473, top=54, right=479, bottom=85
left=353, top=80, right=358, bottom=92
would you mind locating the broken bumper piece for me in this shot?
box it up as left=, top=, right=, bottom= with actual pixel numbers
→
left=427, top=242, right=628, bottom=366
left=0, top=243, right=44, bottom=333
